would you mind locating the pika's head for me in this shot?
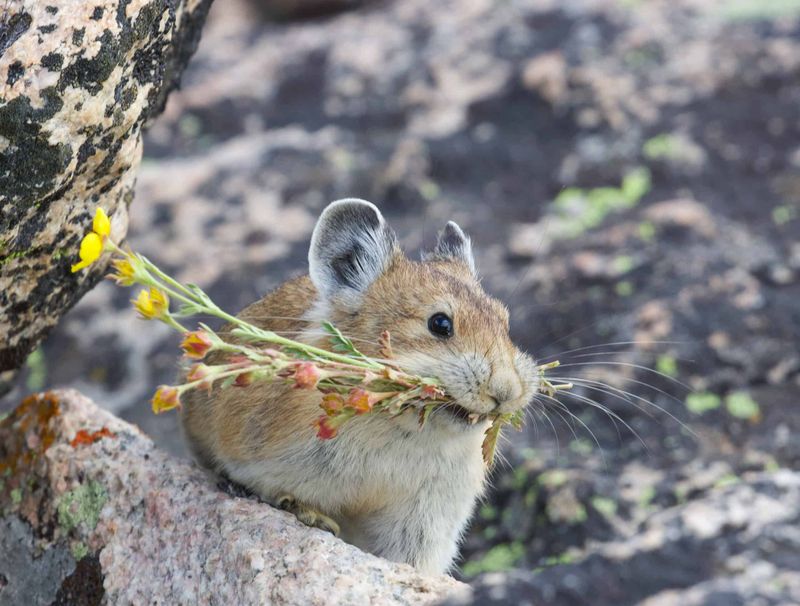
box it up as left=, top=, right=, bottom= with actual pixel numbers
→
left=308, top=199, right=538, bottom=431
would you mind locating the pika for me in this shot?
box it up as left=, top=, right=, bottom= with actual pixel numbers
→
left=181, top=199, right=538, bottom=574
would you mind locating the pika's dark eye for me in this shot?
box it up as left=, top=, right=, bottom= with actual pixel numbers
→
left=428, top=313, right=454, bottom=338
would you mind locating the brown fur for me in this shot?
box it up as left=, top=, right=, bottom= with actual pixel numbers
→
left=182, top=254, right=519, bottom=467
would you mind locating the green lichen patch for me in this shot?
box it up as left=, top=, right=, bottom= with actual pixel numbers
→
left=71, top=541, right=89, bottom=560
left=546, top=167, right=652, bottom=240
left=685, top=392, right=721, bottom=415
left=714, top=473, right=740, bottom=489
left=57, top=481, right=107, bottom=533
left=656, top=354, right=679, bottom=378
left=538, top=469, right=569, bottom=488
left=725, top=391, right=761, bottom=421
left=25, top=347, right=47, bottom=391
left=590, top=496, right=618, bottom=517
left=642, top=132, right=706, bottom=169
left=462, top=541, right=525, bottom=577
left=638, top=485, right=657, bottom=509
left=772, top=205, right=797, bottom=225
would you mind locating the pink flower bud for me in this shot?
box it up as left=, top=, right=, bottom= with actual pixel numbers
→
left=314, top=415, right=340, bottom=439
left=186, top=364, right=213, bottom=390
left=234, top=371, right=253, bottom=387
left=320, top=393, right=345, bottom=415
left=294, top=362, right=322, bottom=389
left=346, top=388, right=374, bottom=415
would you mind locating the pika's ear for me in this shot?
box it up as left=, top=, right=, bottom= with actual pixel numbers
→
left=423, top=221, right=476, bottom=276
left=309, top=199, right=399, bottom=306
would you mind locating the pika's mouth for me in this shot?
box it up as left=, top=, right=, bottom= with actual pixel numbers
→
left=443, top=404, right=489, bottom=425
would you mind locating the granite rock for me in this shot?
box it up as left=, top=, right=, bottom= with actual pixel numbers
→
left=0, top=389, right=468, bottom=605
left=0, top=0, right=212, bottom=377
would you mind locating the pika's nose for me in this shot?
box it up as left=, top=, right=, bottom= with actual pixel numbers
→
left=487, top=370, right=523, bottom=408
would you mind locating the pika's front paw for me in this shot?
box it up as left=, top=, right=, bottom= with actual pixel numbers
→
left=275, top=494, right=340, bottom=536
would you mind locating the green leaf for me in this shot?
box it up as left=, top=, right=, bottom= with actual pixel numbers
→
left=418, top=403, right=436, bottom=428
left=482, top=419, right=504, bottom=466
left=321, top=321, right=369, bottom=360
left=508, top=410, right=525, bottom=430
left=173, top=303, right=203, bottom=317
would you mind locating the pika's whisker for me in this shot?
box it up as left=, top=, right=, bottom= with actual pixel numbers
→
left=555, top=361, right=693, bottom=391
left=538, top=340, right=692, bottom=362
left=552, top=350, right=695, bottom=364
left=550, top=375, right=697, bottom=439
left=531, top=396, right=561, bottom=457
left=538, top=393, right=607, bottom=466
left=555, top=389, right=650, bottom=454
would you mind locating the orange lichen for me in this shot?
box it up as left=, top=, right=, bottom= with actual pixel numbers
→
left=0, top=392, right=61, bottom=478
left=70, top=427, right=117, bottom=448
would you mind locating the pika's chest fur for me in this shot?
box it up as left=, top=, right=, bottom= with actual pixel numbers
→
left=227, top=412, right=488, bottom=515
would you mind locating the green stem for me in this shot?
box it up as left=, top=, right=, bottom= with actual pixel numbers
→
left=119, top=248, right=383, bottom=371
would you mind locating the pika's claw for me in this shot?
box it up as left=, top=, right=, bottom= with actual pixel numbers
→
left=274, top=494, right=340, bottom=536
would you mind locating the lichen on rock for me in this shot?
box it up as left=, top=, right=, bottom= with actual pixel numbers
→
left=56, top=481, right=108, bottom=534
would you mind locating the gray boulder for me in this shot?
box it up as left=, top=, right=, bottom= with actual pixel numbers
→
left=0, top=389, right=468, bottom=605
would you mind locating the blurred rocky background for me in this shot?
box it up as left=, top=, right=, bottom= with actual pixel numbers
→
left=4, top=0, right=800, bottom=603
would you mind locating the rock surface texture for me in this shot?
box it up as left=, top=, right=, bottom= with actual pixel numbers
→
left=0, top=389, right=468, bottom=605
left=0, top=0, right=212, bottom=380
left=448, top=470, right=800, bottom=605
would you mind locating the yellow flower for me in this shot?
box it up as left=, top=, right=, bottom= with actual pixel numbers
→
left=133, top=287, right=169, bottom=319
left=110, top=258, right=136, bottom=286
left=151, top=385, right=180, bottom=414
left=70, top=232, right=104, bottom=272
left=71, top=207, right=111, bottom=273
left=92, top=207, right=111, bottom=237
left=180, top=330, right=213, bottom=359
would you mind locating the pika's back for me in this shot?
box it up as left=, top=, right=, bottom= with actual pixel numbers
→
left=236, top=275, right=317, bottom=334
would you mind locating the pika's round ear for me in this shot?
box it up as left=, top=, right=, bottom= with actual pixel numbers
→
left=423, top=221, right=476, bottom=276
left=308, top=199, right=399, bottom=307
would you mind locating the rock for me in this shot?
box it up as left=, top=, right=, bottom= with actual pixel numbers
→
left=0, top=389, right=468, bottom=605
left=253, top=0, right=368, bottom=21
left=0, top=0, right=212, bottom=378
left=447, top=470, right=800, bottom=605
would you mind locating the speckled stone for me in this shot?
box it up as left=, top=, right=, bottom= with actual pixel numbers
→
left=0, top=0, right=212, bottom=375
left=0, top=389, right=469, bottom=605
